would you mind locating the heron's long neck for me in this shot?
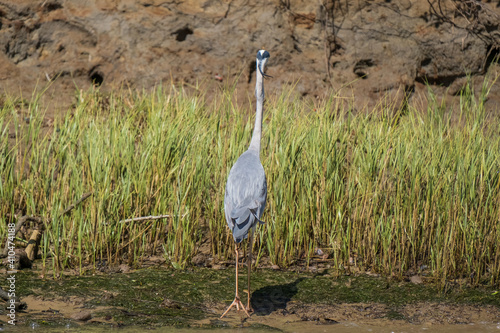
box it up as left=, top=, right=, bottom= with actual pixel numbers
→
left=248, top=73, right=264, bottom=153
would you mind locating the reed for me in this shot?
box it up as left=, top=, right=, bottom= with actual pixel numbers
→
left=1, top=76, right=499, bottom=286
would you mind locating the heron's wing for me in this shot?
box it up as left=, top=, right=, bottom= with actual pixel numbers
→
left=229, top=198, right=259, bottom=242
left=224, top=151, right=267, bottom=243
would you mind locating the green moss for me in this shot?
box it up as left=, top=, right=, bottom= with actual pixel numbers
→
left=13, top=267, right=499, bottom=329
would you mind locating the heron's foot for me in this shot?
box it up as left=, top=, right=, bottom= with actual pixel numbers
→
left=220, top=297, right=250, bottom=319
left=242, top=289, right=254, bottom=313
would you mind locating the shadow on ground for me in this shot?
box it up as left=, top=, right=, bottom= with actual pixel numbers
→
left=251, top=278, right=304, bottom=315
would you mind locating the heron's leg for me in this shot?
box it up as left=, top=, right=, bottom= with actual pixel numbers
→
left=246, top=231, right=254, bottom=312
left=235, top=244, right=240, bottom=310
left=220, top=244, right=250, bottom=318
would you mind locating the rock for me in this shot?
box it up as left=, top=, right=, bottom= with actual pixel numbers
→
left=410, top=275, right=423, bottom=284
left=71, top=310, right=92, bottom=321
left=118, top=264, right=130, bottom=273
left=3, top=249, right=32, bottom=270
left=191, top=253, right=207, bottom=267
left=160, top=299, right=181, bottom=309
left=308, top=265, right=318, bottom=273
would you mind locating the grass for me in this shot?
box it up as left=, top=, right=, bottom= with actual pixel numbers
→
left=1, top=74, right=499, bottom=287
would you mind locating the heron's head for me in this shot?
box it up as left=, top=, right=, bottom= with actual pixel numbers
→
left=256, top=50, right=272, bottom=79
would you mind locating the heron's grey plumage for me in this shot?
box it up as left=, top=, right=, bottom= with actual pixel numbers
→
left=224, top=49, right=269, bottom=244
left=224, top=150, right=267, bottom=243
left=220, top=49, right=270, bottom=319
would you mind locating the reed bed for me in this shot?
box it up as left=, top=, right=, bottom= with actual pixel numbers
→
left=1, top=78, right=499, bottom=286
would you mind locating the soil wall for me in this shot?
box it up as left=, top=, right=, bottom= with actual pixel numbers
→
left=1, top=0, right=500, bottom=112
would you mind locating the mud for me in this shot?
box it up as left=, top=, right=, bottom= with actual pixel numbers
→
left=1, top=267, right=499, bottom=331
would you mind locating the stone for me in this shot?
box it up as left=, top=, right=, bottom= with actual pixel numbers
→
left=70, top=310, right=92, bottom=321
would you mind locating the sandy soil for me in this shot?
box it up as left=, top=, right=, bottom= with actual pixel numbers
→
left=10, top=292, right=500, bottom=332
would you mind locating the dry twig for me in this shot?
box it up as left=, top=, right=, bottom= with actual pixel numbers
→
left=1, top=192, right=93, bottom=258
left=119, top=214, right=176, bottom=223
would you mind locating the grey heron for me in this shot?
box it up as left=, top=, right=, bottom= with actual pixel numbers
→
left=220, top=49, right=271, bottom=318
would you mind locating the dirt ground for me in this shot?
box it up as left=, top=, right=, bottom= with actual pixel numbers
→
left=11, top=294, right=500, bottom=332
left=1, top=0, right=500, bottom=118
left=2, top=264, right=499, bottom=332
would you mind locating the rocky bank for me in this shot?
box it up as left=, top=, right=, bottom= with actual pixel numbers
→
left=1, top=0, right=500, bottom=113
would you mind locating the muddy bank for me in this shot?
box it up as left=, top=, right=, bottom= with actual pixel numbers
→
left=1, top=0, right=500, bottom=115
left=1, top=267, right=499, bottom=331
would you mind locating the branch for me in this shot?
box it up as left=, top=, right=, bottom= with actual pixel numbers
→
left=1, top=216, right=44, bottom=258
left=59, top=192, right=92, bottom=218
left=1, top=192, right=93, bottom=258
left=119, top=214, right=174, bottom=223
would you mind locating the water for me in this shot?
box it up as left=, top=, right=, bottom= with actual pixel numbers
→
left=5, top=322, right=500, bottom=333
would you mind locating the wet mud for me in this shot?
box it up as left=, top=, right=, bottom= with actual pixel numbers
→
left=1, top=267, right=499, bottom=331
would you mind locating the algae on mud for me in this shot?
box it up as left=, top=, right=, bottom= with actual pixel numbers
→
left=3, top=267, right=499, bottom=330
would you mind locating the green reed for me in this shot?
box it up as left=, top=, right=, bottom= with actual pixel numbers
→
left=0, top=76, right=499, bottom=286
